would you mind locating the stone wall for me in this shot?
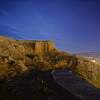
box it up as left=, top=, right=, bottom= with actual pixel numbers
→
left=17, top=40, right=55, bottom=55
left=75, top=56, right=100, bottom=88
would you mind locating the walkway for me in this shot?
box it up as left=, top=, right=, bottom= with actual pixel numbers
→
left=52, top=70, right=100, bottom=100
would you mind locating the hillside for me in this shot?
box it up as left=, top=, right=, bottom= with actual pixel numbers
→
left=0, top=36, right=76, bottom=79
left=0, top=36, right=81, bottom=100
left=0, top=36, right=99, bottom=87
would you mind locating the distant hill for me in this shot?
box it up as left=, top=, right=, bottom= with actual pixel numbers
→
left=77, top=52, right=100, bottom=59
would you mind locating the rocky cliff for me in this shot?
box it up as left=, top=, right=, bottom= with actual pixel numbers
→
left=17, top=40, right=55, bottom=55
left=74, top=56, right=100, bottom=88
left=0, top=36, right=55, bottom=58
left=0, top=36, right=99, bottom=88
left=0, top=36, right=58, bottom=78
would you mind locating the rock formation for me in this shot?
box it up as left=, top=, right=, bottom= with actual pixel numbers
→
left=0, top=36, right=99, bottom=88
left=17, top=40, right=55, bottom=55
left=0, top=36, right=56, bottom=79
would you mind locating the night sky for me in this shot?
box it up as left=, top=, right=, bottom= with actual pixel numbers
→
left=0, top=0, right=99, bottom=53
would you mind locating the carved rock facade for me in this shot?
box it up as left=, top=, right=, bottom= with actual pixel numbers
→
left=17, top=40, right=55, bottom=55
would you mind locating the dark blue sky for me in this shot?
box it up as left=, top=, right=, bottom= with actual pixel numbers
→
left=0, top=0, right=99, bottom=53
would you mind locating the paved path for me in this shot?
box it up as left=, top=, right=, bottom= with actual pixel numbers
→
left=52, top=70, right=100, bottom=100
left=41, top=71, right=80, bottom=100
left=0, top=71, right=80, bottom=100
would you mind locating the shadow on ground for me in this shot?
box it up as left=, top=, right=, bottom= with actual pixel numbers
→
left=0, top=70, right=81, bottom=100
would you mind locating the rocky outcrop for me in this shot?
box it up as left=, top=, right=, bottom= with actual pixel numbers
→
left=0, top=36, right=99, bottom=88
left=74, top=56, right=100, bottom=88
left=0, top=36, right=56, bottom=79
left=0, top=36, right=56, bottom=60
left=17, top=40, right=55, bottom=55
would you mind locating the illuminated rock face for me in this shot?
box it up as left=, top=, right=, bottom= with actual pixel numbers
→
left=0, top=36, right=55, bottom=57
left=32, top=40, right=55, bottom=54
left=17, top=40, right=55, bottom=55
